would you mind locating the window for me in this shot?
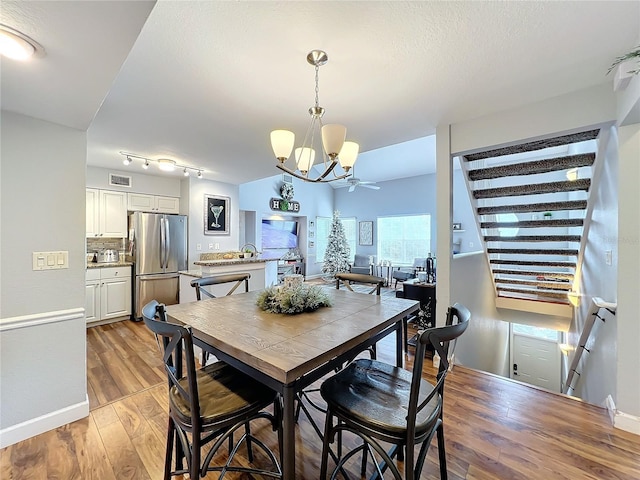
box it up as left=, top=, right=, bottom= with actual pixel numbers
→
left=316, top=216, right=356, bottom=263
left=377, top=215, right=431, bottom=265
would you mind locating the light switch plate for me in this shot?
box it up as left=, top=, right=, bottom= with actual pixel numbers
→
left=33, top=251, right=68, bottom=270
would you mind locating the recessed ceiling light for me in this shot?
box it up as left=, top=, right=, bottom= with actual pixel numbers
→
left=0, top=25, right=43, bottom=61
left=158, top=159, right=176, bottom=172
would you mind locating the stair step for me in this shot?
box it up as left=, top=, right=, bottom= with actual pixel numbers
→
left=497, top=286, right=569, bottom=300
left=488, top=248, right=579, bottom=256
left=484, top=235, right=581, bottom=242
left=492, top=269, right=574, bottom=280
left=468, top=153, right=595, bottom=181
left=490, top=259, right=576, bottom=268
left=463, top=129, right=600, bottom=161
left=478, top=200, right=587, bottom=215
left=474, top=179, right=590, bottom=199
left=481, top=219, right=584, bottom=229
left=495, top=278, right=572, bottom=290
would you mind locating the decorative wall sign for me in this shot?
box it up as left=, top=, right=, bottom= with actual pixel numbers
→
left=270, top=198, right=300, bottom=212
left=359, top=221, right=373, bottom=246
left=205, top=194, right=230, bottom=235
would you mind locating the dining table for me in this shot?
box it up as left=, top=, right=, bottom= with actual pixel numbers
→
left=165, top=287, right=419, bottom=480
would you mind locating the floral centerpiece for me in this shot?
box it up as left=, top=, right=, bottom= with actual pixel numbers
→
left=257, top=284, right=332, bottom=314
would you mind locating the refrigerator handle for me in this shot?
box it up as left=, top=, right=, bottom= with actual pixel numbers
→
left=164, top=215, right=171, bottom=269
left=160, top=216, right=166, bottom=269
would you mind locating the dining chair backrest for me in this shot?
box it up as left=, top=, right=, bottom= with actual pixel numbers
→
left=406, top=302, right=470, bottom=436
left=142, top=300, right=200, bottom=427
left=190, top=273, right=251, bottom=300
left=335, top=272, right=385, bottom=295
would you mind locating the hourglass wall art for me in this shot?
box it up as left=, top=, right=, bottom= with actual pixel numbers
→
left=204, top=194, right=230, bottom=235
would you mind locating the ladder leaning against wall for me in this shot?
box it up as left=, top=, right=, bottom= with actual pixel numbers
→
left=563, top=297, right=617, bottom=395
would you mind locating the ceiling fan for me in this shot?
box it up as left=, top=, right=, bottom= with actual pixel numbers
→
left=335, top=167, right=381, bottom=192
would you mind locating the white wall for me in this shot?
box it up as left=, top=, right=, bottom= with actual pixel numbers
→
left=0, top=111, right=88, bottom=444
left=569, top=127, right=619, bottom=405
left=239, top=174, right=334, bottom=277
left=616, top=124, right=640, bottom=419
left=185, top=177, right=239, bottom=267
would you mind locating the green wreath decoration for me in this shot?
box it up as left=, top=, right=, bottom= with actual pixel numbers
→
left=256, top=284, right=332, bottom=314
left=280, top=199, right=290, bottom=211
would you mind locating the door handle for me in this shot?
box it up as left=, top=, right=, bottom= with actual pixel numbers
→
left=164, top=216, right=171, bottom=268
left=160, top=217, right=166, bottom=268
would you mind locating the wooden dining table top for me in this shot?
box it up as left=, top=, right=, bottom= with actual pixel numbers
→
left=165, top=288, right=419, bottom=385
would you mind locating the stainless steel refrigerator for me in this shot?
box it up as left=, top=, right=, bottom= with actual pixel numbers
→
left=129, top=212, right=187, bottom=318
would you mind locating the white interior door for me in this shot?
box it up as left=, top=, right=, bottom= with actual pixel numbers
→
left=511, top=328, right=561, bottom=392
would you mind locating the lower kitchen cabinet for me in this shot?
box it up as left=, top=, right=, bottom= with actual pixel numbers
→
left=85, top=266, right=132, bottom=325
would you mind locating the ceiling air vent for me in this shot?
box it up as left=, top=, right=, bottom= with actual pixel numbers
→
left=109, top=173, right=132, bottom=187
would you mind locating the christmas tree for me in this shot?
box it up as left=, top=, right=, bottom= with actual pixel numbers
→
left=322, top=210, right=351, bottom=277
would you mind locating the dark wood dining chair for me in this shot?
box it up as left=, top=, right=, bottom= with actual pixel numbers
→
left=190, top=273, right=251, bottom=364
left=295, top=272, right=386, bottom=440
left=319, top=302, right=471, bottom=480
left=141, top=300, right=283, bottom=480
left=190, top=272, right=251, bottom=300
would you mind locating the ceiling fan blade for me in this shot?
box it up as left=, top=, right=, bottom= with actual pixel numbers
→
left=361, top=184, right=381, bottom=190
left=348, top=185, right=356, bottom=193
left=359, top=180, right=376, bottom=185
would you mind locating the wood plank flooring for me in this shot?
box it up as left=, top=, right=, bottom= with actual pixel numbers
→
left=2, top=319, right=640, bottom=479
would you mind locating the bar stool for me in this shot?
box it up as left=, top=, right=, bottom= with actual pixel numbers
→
left=319, top=303, right=471, bottom=480
left=142, top=300, right=282, bottom=479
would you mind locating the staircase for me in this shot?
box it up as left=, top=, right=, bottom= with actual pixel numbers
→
left=460, top=129, right=609, bottom=317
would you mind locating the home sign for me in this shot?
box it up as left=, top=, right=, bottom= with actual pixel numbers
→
left=269, top=198, right=300, bottom=212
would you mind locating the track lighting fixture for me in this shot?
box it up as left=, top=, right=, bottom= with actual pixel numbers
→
left=119, top=151, right=204, bottom=178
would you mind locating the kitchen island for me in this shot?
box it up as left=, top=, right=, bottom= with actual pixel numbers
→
left=179, top=256, right=278, bottom=303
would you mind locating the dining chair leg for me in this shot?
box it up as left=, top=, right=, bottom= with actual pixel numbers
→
left=244, top=422, right=254, bottom=462
left=164, top=418, right=174, bottom=480
left=436, top=423, right=448, bottom=480
left=191, top=429, right=201, bottom=480
left=319, top=410, right=334, bottom=480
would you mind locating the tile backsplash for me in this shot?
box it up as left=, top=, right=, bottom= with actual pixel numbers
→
left=87, top=237, right=126, bottom=256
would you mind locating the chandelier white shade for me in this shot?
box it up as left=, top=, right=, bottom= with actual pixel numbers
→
left=270, top=50, right=358, bottom=183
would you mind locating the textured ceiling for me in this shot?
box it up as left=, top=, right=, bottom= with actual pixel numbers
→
left=2, top=1, right=639, bottom=185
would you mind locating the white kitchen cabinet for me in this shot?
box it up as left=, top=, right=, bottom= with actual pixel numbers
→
left=86, top=189, right=127, bottom=238
left=127, top=193, right=180, bottom=214
left=85, top=266, right=131, bottom=325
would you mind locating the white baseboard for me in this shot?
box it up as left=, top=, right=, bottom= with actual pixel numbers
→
left=0, top=395, right=89, bottom=449
left=603, top=394, right=640, bottom=435
left=614, top=410, right=640, bottom=435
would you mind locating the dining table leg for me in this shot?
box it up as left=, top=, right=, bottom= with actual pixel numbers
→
left=395, top=320, right=403, bottom=368
left=282, top=383, right=296, bottom=480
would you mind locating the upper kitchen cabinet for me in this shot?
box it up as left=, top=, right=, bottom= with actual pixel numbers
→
left=127, top=193, right=180, bottom=214
left=86, top=188, right=127, bottom=238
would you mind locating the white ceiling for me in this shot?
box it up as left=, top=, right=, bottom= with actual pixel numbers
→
left=2, top=1, right=639, bottom=186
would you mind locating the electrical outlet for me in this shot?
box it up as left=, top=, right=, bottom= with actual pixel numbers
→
left=196, top=243, right=202, bottom=251
left=214, top=243, right=220, bottom=250
left=605, top=250, right=612, bottom=266
left=208, top=243, right=214, bottom=250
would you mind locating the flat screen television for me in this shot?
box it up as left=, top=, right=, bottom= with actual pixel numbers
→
left=262, top=219, right=299, bottom=249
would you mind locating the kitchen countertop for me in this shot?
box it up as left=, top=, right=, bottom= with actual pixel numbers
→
left=193, top=258, right=277, bottom=267
left=87, top=261, right=133, bottom=269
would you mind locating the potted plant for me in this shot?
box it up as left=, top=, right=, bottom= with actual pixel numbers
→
left=543, top=212, right=553, bottom=220
left=243, top=248, right=253, bottom=258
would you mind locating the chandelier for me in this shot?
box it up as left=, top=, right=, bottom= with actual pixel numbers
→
left=270, top=50, right=358, bottom=183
